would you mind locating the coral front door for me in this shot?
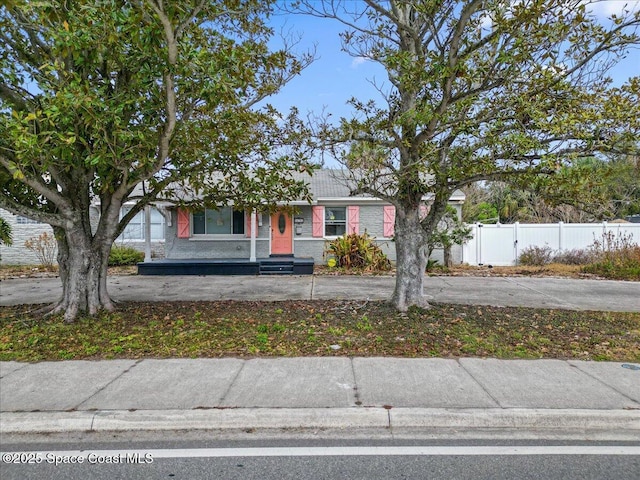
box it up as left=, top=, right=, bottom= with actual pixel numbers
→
left=270, top=211, right=293, bottom=255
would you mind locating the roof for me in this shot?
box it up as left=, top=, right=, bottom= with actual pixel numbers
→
left=296, top=169, right=356, bottom=199
left=296, top=169, right=465, bottom=203
left=120, top=169, right=465, bottom=205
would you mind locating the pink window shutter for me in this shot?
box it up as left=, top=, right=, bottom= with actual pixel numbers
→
left=383, top=205, right=395, bottom=237
left=312, top=206, right=324, bottom=237
left=347, top=206, right=360, bottom=234
left=177, top=208, right=190, bottom=238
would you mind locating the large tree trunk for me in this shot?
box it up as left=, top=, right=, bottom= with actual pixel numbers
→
left=50, top=224, right=115, bottom=323
left=392, top=206, right=430, bottom=311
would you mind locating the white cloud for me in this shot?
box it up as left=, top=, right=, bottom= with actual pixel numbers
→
left=350, top=56, right=368, bottom=69
left=583, top=0, right=640, bottom=17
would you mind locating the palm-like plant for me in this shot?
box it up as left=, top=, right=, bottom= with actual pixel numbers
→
left=0, top=216, right=12, bottom=246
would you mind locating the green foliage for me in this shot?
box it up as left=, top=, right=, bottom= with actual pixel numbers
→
left=464, top=153, right=640, bottom=224
left=0, top=217, right=13, bottom=246
left=0, top=216, right=11, bottom=246
left=325, top=232, right=392, bottom=272
left=297, top=0, right=640, bottom=309
left=0, top=0, right=315, bottom=320
left=475, top=203, right=500, bottom=224
left=24, top=232, right=57, bottom=268
left=425, top=258, right=440, bottom=272
left=427, top=206, right=473, bottom=267
left=0, top=216, right=11, bottom=261
left=108, top=245, right=144, bottom=266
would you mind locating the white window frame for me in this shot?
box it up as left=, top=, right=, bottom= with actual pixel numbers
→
left=118, top=206, right=165, bottom=242
left=324, top=206, right=347, bottom=237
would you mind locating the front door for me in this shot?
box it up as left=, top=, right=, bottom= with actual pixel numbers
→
left=270, top=211, right=293, bottom=255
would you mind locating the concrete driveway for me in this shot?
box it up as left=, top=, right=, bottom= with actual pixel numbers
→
left=1, top=274, right=638, bottom=312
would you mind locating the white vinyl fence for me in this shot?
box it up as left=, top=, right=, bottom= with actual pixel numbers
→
left=462, top=222, right=640, bottom=266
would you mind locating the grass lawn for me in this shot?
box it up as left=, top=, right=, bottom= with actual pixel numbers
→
left=1, top=300, right=638, bottom=362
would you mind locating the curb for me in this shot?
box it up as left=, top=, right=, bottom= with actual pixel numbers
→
left=2, top=408, right=639, bottom=436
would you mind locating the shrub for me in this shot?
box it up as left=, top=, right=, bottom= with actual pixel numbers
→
left=108, top=245, right=144, bottom=266
left=24, top=232, right=57, bottom=269
left=426, top=258, right=440, bottom=272
left=325, top=232, right=392, bottom=272
left=0, top=216, right=12, bottom=262
left=582, top=231, right=640, bottom=280
left=552, top=248, right=594, bottom=265
left=518, top=245, right=554, bottom=266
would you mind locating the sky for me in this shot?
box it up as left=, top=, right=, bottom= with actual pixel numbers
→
left=264, top=1, right=640, bottom=125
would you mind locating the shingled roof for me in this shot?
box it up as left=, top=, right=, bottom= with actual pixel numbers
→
left=297, top=169, right=465, bottom=202
left=124, top=169, right=464, bottom=205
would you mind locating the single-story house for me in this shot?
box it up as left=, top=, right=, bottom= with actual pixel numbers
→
left=151, top=169, right=465, bottom=274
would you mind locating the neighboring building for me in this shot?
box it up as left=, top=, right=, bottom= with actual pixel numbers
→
left=163, top=170, right=466, bottom=265
left=0, top=209, right=55, bottom=265
left=0, top=205, right=165, bottom=266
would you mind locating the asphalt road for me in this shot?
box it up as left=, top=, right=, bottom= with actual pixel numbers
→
left=2, top=274, right=640, bottom=312
left=2, top=436, right=639, bottom=480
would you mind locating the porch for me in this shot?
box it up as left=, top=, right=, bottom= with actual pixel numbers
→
left=137, top=256, right=314, bottom=276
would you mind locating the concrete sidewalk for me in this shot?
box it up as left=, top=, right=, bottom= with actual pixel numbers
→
left=1, top=358, right=639, bottom=438
left=1, top=274, right=639, bottom=311
left=1, top=276, right=639, bottom=438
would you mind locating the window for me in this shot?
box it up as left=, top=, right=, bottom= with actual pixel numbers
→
left=16, top=216, right=41, bottom=224
left=192, top=207, right=244, bottom=235
left=325, top=207, right=346, bottom=236
left=118, top=207, right=165, bottom=241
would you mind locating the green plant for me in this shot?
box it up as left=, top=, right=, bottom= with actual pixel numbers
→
left=427, top=206, right=473, bottom=268
left=328, top=326, right=346, bottom=336
left=425, top=258, right=440, bottom=272
left=325, top=232, right=392, bottom=272
left=108, top=245, right=144, bottom=266
left=0, top=216, right=12, bottom=246
left=0, top=216, right=12, bottom=262
left=255, top=333, right=269, bottom=347
left=24, top=232, right=57, bottom=268
left=356, top=315, right=372, bottom=332
left=518, top=245, right=554, bottom=266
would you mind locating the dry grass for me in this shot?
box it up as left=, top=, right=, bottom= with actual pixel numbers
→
left=0, top=265, right=137, bottom=280
left=2, top=300, right=638, bottom=362
left=432, top=263, right=590, bottom=278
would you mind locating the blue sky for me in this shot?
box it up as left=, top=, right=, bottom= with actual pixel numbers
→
left=265, top=1, right=640, bottom=122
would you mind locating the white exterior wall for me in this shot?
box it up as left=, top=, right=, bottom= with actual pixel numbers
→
left=1, top=207, right=165, bottom=265
left=0, top=208, right=55, bottom=265
left=463, top=222, right=640, bottom=266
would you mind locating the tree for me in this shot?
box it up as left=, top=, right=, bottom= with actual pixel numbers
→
left=463, top=152, right=640, bottom=224
left=427, top=206, right=472, bottom=268
left=598, top=152, right=640, bottom=218
left=296, top=0, right=640, bottom=311
left=1, top=0, right=315, bottom=321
